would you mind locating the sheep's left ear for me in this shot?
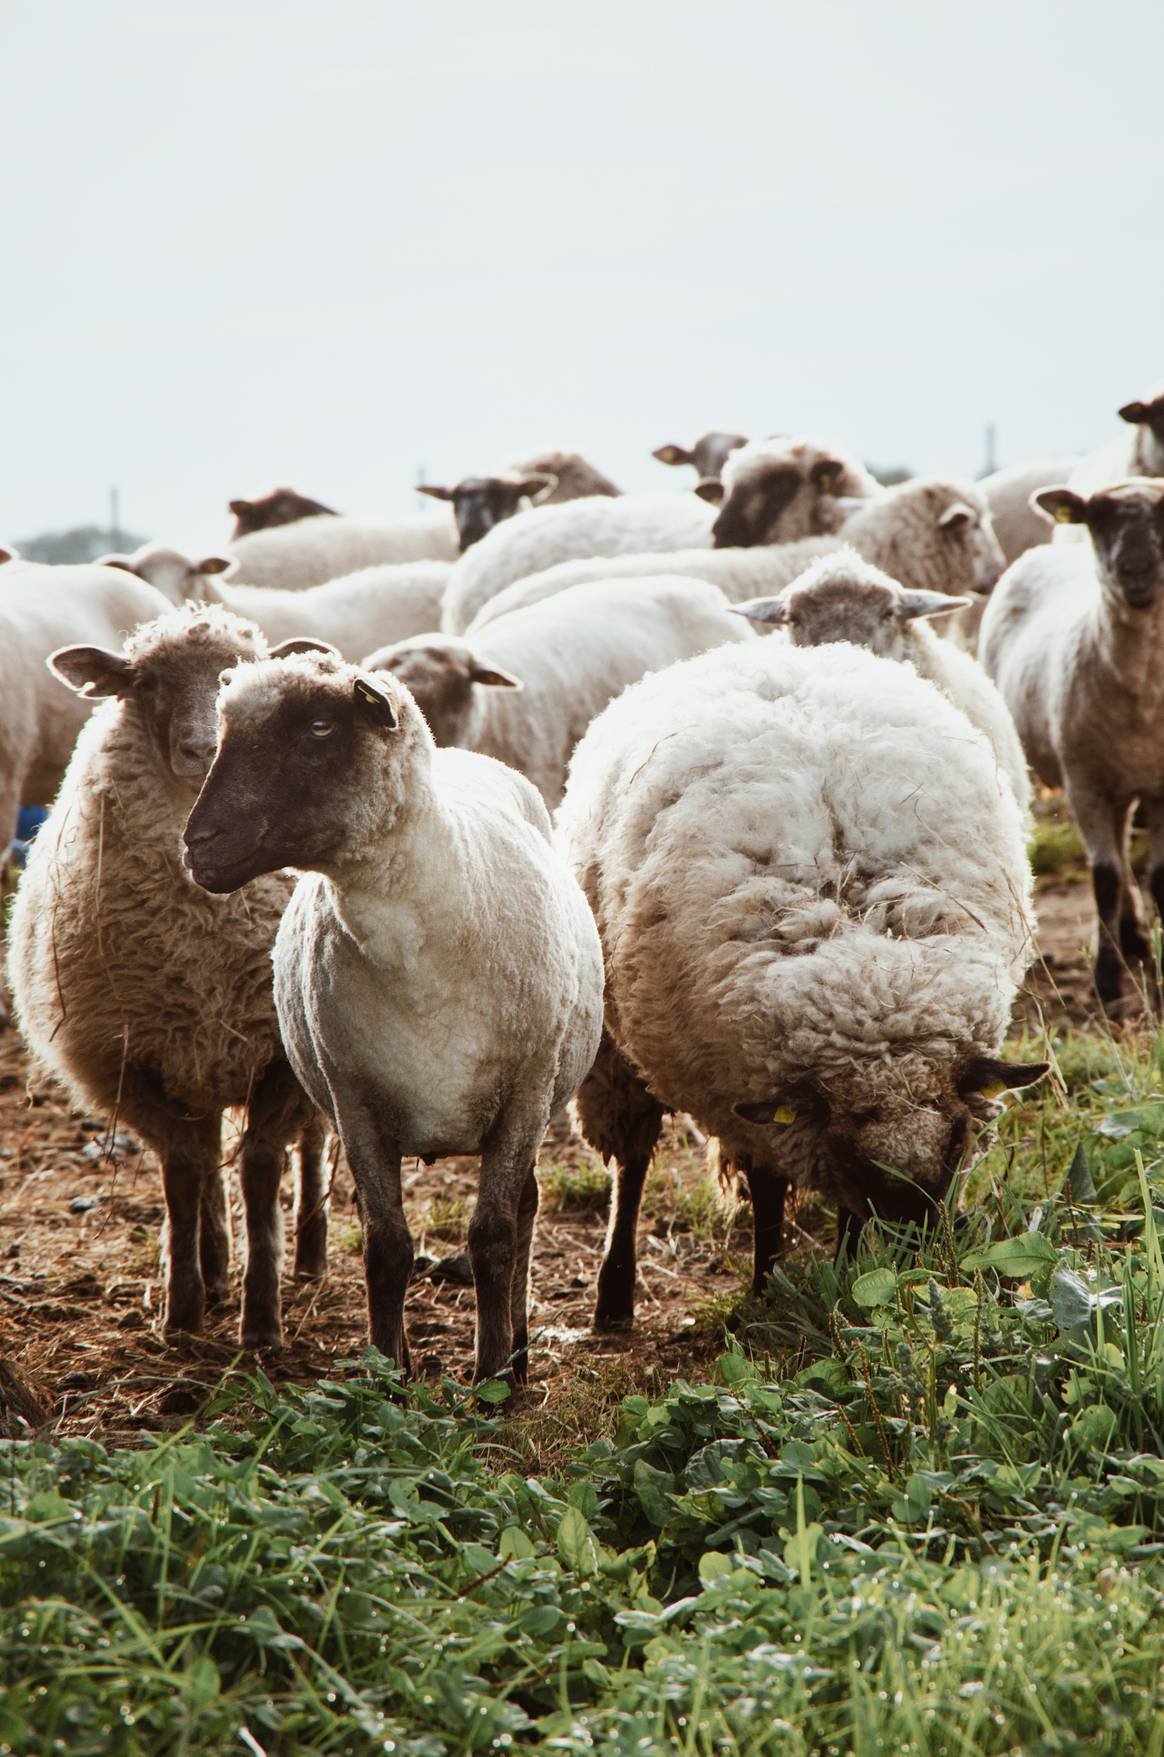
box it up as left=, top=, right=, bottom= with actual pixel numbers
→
left=197, top=555, right=236, bottom=577
left=938, top=502, right=975, bottom=530
left=518, top=472, right=557, bottom=503
left=1119, top=400, right=1149, bottom=425
left=810, top=458, right=843, bottom=492
left=896, top=590, right=972, bottom=621
left=49, top=644, right=136, bottom=698
left=731, top=596, right=790, bottom=626
left=957, top=1056, right=1050, bottom=1100
left=1033, top=487, right=1086, bottom=526
left=468, top=659, right=523, bottom=689
left=416, top=483, right=453, bottom=502
left=733, top=1097, right=798, bottom=1126
left=694, top=477, right=725, bottom=505
left=0, top=544, right=18, bottom=565
left=353, top=672, right=398, bottom=729
left=269, top=637, right=341, bottom=660
left=96, top=552, right=138, bottom=576
left=653, top=443, right=693, bottom=467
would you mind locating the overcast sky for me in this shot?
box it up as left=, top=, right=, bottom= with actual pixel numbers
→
left=2, top=0, right=1161, bottom=551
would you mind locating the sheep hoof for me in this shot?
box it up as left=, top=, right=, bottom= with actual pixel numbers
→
left=163, top=1289, right=205, bottom=1338
left=592, top=1305, right=635, bottom=1334
left=241, top=1321, right=283, bottom=1352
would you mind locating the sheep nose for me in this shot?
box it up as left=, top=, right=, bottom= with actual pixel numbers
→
left=183, top=819, right=217, bottom=849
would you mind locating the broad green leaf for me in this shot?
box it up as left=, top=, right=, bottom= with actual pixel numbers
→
left=851, top=1268, right=898, bottom=1309
left=556, top=1505, right=599, bottom=1576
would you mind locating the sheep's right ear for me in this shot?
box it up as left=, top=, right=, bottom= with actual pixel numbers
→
left=1118, top=401, right=1149, bottom=425
left=49, top=645, right=136, bottom=698
left=653, top=443, right=693, bottom=467
left=198, top=555, right=236, bottom=577
left=96, top=552, right=140, bottom=576
left=694, top=477, right=725, bottom=505
left=731, top=596, right=790, bottom=626
left=416, top=484, right=453, bottom=502
left=896, top=590, right=972, bottom=621
left=0, top=544, right=16, bottom=565
left=228, top=498, right=252, bottom=516
left=1033, top=487, right=1087, bottom=526
left=732, top=1097, right=798, bottom=1126
left=519, top=472, right=558, bottom=503
left=353, top=673, right=398, bottom=730
left=269, top=637, right=341, bottom=660
left=468, top=659, right=523, bottom=689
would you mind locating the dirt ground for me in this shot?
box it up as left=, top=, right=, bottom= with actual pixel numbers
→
left=0, top=865, right=1119, bottom=1445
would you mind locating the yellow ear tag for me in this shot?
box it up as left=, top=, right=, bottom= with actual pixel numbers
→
left=818, top=473, right=833, bottom=491
left=1055, top=506, right=1074, bottom=524
left=980, top=1080, right=1008, bottom=1099
left=356, top=682, right=382, bottom=707
left=773, top=1104, right=797, bottom=1125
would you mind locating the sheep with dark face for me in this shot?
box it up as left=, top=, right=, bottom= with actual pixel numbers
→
left=695, top=437, right=880, bottom=547
left=652, top=431, right=749, bottom=479
left=183, top=653, right=603, bottom=1386
left=7, top=606, right=326, bottom=1346
left=1067, top=384, right=1164, bottom=509
left=228, top=487, right=339, bottom=539
left=419, top=451, right=621, bottom=551
left=981, top=478, right=1164, bottom=1008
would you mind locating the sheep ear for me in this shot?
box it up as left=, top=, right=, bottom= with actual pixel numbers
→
left=0, top=545, right=14, bottom=565
left=732, top=1098, right=798, bottom=1126
left=49, top=645, right=136, bottom=698
left=938, top=502, right=975, bottom=530
left=1118, top=401, right=1148, bottom=425
left=353, top=673, right=398, bottom=730
left=228, top=498, right=253, bottom=516
left=1033, top=487, right=1086, bottom=526
left=416, top=484, right=453, bottom=502
left=810, top=457, right=843, bottom=492
left=96, top=552, right=139, bottom=576
left=957, top=1056, right=1050, bottom=1100
left=269, top=637, right=341, bottom=660
left=694, top=477, right=725, bottom=505
left=468, top=660, right=523, bottom=689
left=519, top=472, right=557, bottom=502
left=731, top=596, right=790, bottom=626
left=896, top=590, right=972, bottom=621
left=198, top=555, right=236, bottom=577
left=653, top=443, right=693, bottom=467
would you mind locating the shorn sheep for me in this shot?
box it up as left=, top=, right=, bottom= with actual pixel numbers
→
left=556, top=638, right=1044, bottom=1330
left=981, top=478, right=1164, bottom=1008
left=228, top=487, right=339, bottom=539
left=470, top=477, right=1004, bottom=631
left=102, top=543, right=448, bottom=660
left=365, top=576, right=752, bottom=807
left=183, top=653, right=604, bottom=1385
left=652, top=431, right=749, bottom=479
left=418, top=450, right=621, bottom=550
left=733, top=549, right=1032, bottom=814
left=695, top=436, right=880, bottom=545
left=7, top=606, right=325, bottom=1347
left=228, top=509, right=458, bottom=588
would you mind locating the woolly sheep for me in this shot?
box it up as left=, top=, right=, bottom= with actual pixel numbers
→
left=733, top=550, right=1031, bottom=815
left=228, top=510, right=457, bottom=589
left=980, top=478, right=1164, bottom=1009
left=653, top=431, right=749, bottom=479
left=0, top=558, right=173, bottom=848
left=1066, top=385, right=1164, bottom=509
left=470, top=477, right=1004, bottom=631
left=102, top=543, right=448, bottom=659
left=419, top=451, right=621, bottom=550
left=695, top=436, right=880, bottom=546
left=7, top=606, right=325, bottom=1346
left=556, top=638, right=1044, bottom=1329
left=365, top=576, right=753, bottom=808
left=183, top=653, right=604, bottom=1385
left=228, top=487, right=339, bottom=539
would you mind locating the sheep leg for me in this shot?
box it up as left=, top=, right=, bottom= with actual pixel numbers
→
left=199, top=1168, right=232, bottom=1306
left=1142, top=803, right=1164, bottom=977
left=471, top=1124, right=543, bottom=1385
left=237, top=1059, right=310, bottom=1350
left=573, top=1033, right=664, bottom=1332
left=293, top=1113, right=329, bottom=1280
left=743, top=1164, right=788, bottom=1294
left=835, top=1206, right=865, bottom=1261
left=1117, top=801, right=1150, bottom=963
left=508, top=1169, right=540, bottom=1387
left=1071, top=786, right=1133, bottom=1007
left=338, top=1101, right=412, bottom=1372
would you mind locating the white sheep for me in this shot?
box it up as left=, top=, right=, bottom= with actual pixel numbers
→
left=556, top=637, right=1044, bottom=1329
left=470, top=477, right=1004, bottom=633
left=365, top=575, right=753, bottom=807
left=418, top=451, right=621, bottom=550
left=978, top=456, right=1083, bottom=565
left=102, top=543, right=448, bottom=659
left=694, top=436, right=880, bottom=545
left=980, top=477, right=1164, bottom=1009
left=652, top=431, right=749, bottom=479
left=7, top=606, right=326, bottom=1346
left=183, top=653, right=604, bottom=1386
left=228, top=510, right=458, bottom=589
left=0, top=558, right=173, bottom=849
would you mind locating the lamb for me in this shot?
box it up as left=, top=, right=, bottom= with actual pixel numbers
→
left=228, top=509, right=458, bottom=589
left=419, top=451, right=621, bottom=550
left=733, top=550, right=1031, bottom=815
left=183, top=652, right=604, bottom=1385
left=441, top=435, right=877, bottom=634
left=980, top=478, right=1164, bottom=1009
left=0, top=558, right=173, bottom=849
left=470, top=477, right=1004, bottom=631
left=555, top=638, right=1044, bottom=1330
left=695, top=436, right=881, bottom=545
left=653, top=431, right=749, bottom=479
left=7, top=606, right=326, bottom=1346
left=364, top=576, right=753, bottom=808
left=101, top=543, right=448, bottom=659
left=228, top=487, right=339, bottom=539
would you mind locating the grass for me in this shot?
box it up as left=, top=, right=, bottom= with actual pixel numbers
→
left=2, top=1026, right=1164, bottom=1752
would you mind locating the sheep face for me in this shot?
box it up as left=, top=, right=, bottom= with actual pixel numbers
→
left=1118, top=388, right=1164, bottom=445
left=1036, top=481, right=1164, bottom=611
left=184, top=657, right=411, bottom=892
left=365, top=635, right=521, bottom=745
left=935, top=497, right=1005, bottom=596
left=228, top=488, right=339, bottom=538
left=418, top=473, right=555, bottom=550
left=701, top=439, right=872, bottom=548
left=653, top=431, right=749, bottom=478
left=736, top=558, right=968, bottom=654
left=101, top=544, right=235, bottom=606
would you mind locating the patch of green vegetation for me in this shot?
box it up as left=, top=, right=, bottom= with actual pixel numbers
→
left=1029, top=814, right=1086, bottom=879
left=540, top=1156, right=610, bottom=1216
left=422, top=1193, right=470, bottom=1243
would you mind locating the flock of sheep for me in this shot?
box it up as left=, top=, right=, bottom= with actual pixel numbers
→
left=3, top=386, right=1163, bottom=1387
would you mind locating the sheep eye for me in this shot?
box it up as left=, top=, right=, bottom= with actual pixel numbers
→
left=310, top=719, right=335, bottom=739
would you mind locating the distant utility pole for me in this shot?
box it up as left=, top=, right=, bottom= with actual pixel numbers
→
left=980, top=424, right=998, bottom=479
left=109, top=485, right=121, bottom=549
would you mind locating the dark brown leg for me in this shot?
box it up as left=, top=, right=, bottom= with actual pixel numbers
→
left=574, top=1033, right=664, bottom=1332
left=293, top=1113, right=329, bottom=1280
left=199, top=1165, right=231, bottom=1306
left=743, top=1163, right=788, bottom=1294
left=508, top=1168, right=540, bottom=1386
left=238, top=1060, right=316, bottom=1349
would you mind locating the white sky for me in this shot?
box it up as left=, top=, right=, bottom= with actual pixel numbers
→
left=2, top=0, right=1161, bottom=551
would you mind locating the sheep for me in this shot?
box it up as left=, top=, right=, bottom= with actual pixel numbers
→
left=0, top=558, right=174, bottom=851
left=228, top=509, right=458, bottom=589
left=182, top=652, right=604, bottom=1386
left=228, top=487, right=339, bottom=539
left=469, top=477, right=1005, bottom=632
left=980, top=477, right=1164, bottom=1009
left=1067, top=385, right=1164, bottom=507
left=694, top=436, right=881, bottom=546
left=732, top=549, right=1031, bottom=815
left=978, top=456, right=1083, bottom=565
left=6, top=605, right=327, bottom=1346
left=419, top=451, right=621, bottom=551
left=365, top=576, right=753, bottom=808
left=555, top=637, right=1045, bottom=1330
left=101, top=543, right=449, bottom=659
left=653, top=431, right=749, bottom=479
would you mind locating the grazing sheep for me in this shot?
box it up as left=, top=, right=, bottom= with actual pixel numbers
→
left=366, top=575, right=752, bottom=807
left=419, top=451, right=621, bottom=551
left=228, top=510, right=457, bottom=588
left=979, top=456, right=1083, bottom=565
left=7, top=606, right=326, bottom=1346
left=183, top=653, right=604, bottom=1385
left=228, top=487, right=339, bottom=539
left=695, top=436, right=881, bottom=546
left=653, top=431, right=749, bottom=479
left=0, top=559, right=173, bottom=849
left=102, top=543, right=448, bottom=659
left=733, top=550, right=1031, bottom=814
left=556, top=638, right=1044, bottom=1329
left=470, top=478, right=1004, bottom=631
left=980, top=478, right=1164, bottom=1008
